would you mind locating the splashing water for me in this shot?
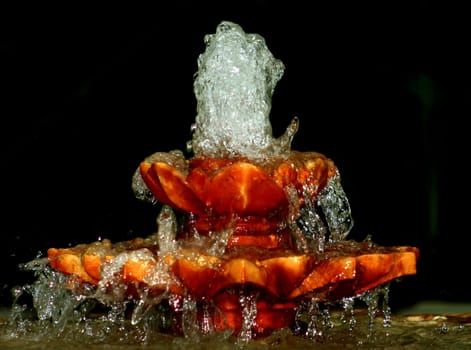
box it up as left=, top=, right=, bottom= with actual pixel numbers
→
left=188, top=21, right=296, bottom=159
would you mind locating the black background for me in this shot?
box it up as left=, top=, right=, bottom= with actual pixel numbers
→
left=1, top=2, right=469, bottom=311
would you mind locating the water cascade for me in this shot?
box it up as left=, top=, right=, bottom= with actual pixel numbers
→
left=6, top=21, right=419, bottom=345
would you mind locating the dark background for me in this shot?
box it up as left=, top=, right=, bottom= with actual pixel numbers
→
left=1, top=2, right=469, bottom=311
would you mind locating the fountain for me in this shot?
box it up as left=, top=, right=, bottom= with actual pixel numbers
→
left=4, top=21, right=420, bottom=345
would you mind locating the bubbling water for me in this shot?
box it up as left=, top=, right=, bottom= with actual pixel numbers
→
left=188, top=21, right=296, bottom=160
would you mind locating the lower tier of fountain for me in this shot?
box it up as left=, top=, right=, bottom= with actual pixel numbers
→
left=47, top=235, right=418, bottom=337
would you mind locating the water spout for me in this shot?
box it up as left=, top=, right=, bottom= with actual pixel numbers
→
left=189, top=21, right=295, bottom=160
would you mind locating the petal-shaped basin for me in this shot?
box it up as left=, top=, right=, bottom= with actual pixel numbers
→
left=48, top=238, right=418, bottom=303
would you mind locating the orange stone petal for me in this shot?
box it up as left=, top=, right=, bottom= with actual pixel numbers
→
left=48, top=248, right=98, bottom=285
left=302, top=154, right=331, bottom=181
left=186, top=167, right=211, bottom=203
left=272, top=162, right=297, bottom=189
left=259, top=255, right=314, bottom=297
left=290, top=247, right=419, bottom=300
left=289, top=256, right=357, bottom=299
left=222, top=258, right=267, bottom=287
left=122, top=259, right=156, bottom=284
left=150, top=162, right=205, bottom=214
left=139, top=162, right=172, bottom=205
left=336, top=247, right=419, bottom=297
left=82, top=254, right=105, bottom=281
left=170, top=255, right=221, bottom=299
left=206, top=162, right=287, bottom=215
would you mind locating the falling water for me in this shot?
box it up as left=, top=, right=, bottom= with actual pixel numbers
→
left=237, top=289, right=258, bottom=343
